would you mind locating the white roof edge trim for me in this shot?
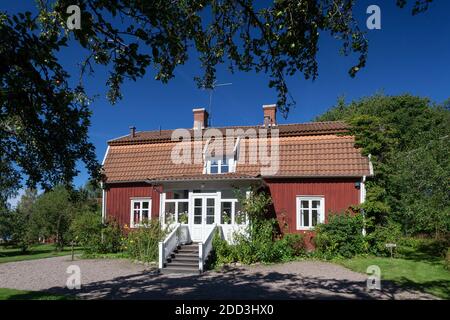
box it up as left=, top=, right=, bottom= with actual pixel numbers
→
left=101, top=145, right=110, bottom=166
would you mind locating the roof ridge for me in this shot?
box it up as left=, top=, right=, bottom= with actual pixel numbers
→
left=108, top=120, right=347, bottom=142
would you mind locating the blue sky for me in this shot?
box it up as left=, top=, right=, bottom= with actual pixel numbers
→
left=3, top=1, right=450, bottom=204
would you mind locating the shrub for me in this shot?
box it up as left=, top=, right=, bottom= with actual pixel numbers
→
left=70, top=210, right=102, bottom=253
left=367, top=223, right=402, bottom=256
left=212, top=231, right=236, bottom=265
left=70, top=212, right=123, bottom=254
left=275, top=233, right=305, bottom=260
left=125, top=219, right=167, bottom=262
left=212, top=220, right=305, bottom=266
left=212, top=190, right=305, bottom=266
left=99, top=219, right=124, bottom=253
left=397, top=235, right=450, bottom=259
left=314, top=213, right=367, bottom=259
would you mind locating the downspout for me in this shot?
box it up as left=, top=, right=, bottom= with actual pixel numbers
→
left=100, top=145, right=110, bottom=225
left=101, top=182, right=106, bottom=224
left=361, top=175, right=367, bottom=236
left=362, top=153, right=374, bottom=236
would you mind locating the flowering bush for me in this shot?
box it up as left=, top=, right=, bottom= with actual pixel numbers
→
left=212, top=191, right=306, bottom=266
left=125, top=219, right=167, bottom=262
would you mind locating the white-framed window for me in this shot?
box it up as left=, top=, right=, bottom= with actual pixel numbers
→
left=296, top=196, right=324, bottom=230
left=205, top=156, right=235, bottom=174
left=163, top=190, right=189, bottom=224
left=219, top=189, right=247, bottom=225
left=130, top=198, right=152, bottom=228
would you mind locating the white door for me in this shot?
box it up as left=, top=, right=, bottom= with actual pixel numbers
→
left=190, top=195, right=217, bottom=242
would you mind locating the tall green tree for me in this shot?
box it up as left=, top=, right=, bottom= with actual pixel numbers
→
left=0, top=1, right=431, bottom=200
left=32, top=185, right=75, bottom=249
left=3, top=189, right=40, bottom=252
left=317, top=94, right=450, bottom=236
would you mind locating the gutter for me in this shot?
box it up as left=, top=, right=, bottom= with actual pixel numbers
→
left=262, top=174, right=368, bottom=179
left=146, top=177, right=262, bottom=184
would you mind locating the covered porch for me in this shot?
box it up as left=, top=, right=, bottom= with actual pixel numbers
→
left=156, top=176, right=261, bottom=273
left=158, top=176, right=262, bottom=242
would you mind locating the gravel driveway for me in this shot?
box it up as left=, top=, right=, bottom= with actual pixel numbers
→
left=0, top=256, right=438, bottom=300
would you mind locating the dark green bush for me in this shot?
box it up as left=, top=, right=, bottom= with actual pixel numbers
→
left=70, top=210, right=102, bottom=253
left=70, top=212, right=123, bottom=254
left=212, top=219, right=305, bottom=266
left=212, top=190, right=305, bottom=266
left=274, top=233, right=305, bottom=261
left=367, top=223, right=402, bottom=256
left=212, top=231, right=236, bottom=265
left=397, top=235, right=450, bottom=259
left=100, top=219, right=124, bottom=253
left=314, top=213, right=367, bottom=259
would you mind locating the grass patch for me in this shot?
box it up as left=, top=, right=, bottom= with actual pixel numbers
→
left=337, top=256, right=450, bottom=299
left=0, top=288, right=73, bottom=300
left=0, top=244, right=82, bottom=264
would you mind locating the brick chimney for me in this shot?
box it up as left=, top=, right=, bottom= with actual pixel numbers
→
left=129, top=126, right=136, bottom=137
left=263, top=104, right=277, bottom=126
left=193, top=108, right=209, bottom=129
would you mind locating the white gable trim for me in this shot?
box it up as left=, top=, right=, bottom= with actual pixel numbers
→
left=101, top=145, right=110, bottom=166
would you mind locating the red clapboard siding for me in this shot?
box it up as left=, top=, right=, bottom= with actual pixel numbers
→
left=265, top=178, right=361, bottom=235
left=105, top=183, right=161, bottom=227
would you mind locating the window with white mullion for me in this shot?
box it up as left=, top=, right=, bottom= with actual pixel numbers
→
left=130, top=198, right=151, bottom=228
left=296, top=196, right=324, bottom=230
left=164, top=199, right=189, bottom=224
left=206, top=157, right=234, bottom=174
left=220, top=200, right=236, bottom=225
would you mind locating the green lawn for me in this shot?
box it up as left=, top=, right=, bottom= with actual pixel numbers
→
left=0, top=288, right=72, bottom=300
left=337, top=256, right=450, bottom=299
left=0, top=244, right=82, bottom=264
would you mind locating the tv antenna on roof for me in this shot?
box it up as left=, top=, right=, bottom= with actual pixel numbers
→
left=202, top=80, right=232, bottom=127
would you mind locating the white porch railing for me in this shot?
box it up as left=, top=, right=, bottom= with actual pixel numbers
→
left=198, top=224, right=218, bottom=273
left=158, top=223, right=181, bottom=269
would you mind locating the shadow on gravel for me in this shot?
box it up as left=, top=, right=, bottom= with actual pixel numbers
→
left=44, top=267, right=436, bottom=300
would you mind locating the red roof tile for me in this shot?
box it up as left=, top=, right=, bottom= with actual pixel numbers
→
left=103, top=122, right=371, bottom=183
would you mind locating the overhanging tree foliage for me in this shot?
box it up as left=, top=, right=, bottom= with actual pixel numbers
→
left=0, top=1, right=431, bottom=201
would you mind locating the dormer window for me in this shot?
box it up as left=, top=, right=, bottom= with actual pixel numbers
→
left=206, top=156, right=234, bottom=174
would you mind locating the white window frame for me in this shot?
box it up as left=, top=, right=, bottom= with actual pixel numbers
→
left=219, top=199, right=239, bottom=225
left=130, top=198, right=152, bottom=228
left=205, top=157, right=236, bottom=174
left=296, top=196, right=325, bottom=230
left=164, top=198, right=190, bottom=225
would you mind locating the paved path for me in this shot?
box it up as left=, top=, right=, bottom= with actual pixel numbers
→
left=0, top=256, right=438, bottom=300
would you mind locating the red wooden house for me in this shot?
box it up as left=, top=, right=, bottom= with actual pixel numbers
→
left=101, top=105, right=372, bottom=273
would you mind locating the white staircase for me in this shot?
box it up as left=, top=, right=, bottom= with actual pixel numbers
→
left=159, top=224, right=218, bottom=274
